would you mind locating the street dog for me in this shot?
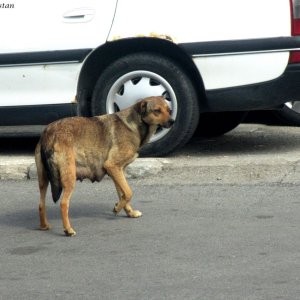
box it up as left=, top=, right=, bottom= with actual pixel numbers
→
left=35, top=96, right=174, bottom=236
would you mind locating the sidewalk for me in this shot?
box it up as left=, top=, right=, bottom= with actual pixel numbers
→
left=1, top=124, right=300, bottom=184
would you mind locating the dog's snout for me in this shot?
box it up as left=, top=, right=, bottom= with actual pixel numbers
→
left=168, top=119, right=175, bottom=126
left=162, top=118, right=175, bottom=128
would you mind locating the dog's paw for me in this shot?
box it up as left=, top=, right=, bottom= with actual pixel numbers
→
left=113, top=203, right=121, bottom=215
left=127, top=210, right=143, bottom=218
left=64, top=228, right=76, bottom=237
left=40, top=224, right=51, bottom=231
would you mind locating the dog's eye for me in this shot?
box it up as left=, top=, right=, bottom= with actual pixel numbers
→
left=153, top=109, right=161, bottom=114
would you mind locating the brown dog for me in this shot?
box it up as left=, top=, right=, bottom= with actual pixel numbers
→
left=35, top=96, right=174, bottom=236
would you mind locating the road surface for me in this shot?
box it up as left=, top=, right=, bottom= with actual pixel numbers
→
left=0, top=177, right=300, bottom=300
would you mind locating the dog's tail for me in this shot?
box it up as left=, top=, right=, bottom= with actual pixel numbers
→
left=40, top=146, right=62, bottom=203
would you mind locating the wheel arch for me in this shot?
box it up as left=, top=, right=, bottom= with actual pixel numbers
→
left=76, top=37, right=206, bottom=116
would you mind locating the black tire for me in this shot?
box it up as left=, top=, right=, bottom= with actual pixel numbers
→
left=272, top=102, right=300, bottom=126
left=195, top=111, right=248, bottom=137
left=91, top=52, right=199, bottom=156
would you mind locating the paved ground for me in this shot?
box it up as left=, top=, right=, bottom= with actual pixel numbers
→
left=1, top=178, right=300, bottom=299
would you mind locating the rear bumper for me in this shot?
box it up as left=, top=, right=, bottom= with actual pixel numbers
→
left=204, top=64, right=300, bottom=112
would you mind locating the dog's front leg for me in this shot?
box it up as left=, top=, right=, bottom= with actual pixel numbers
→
left=115, top=185, right=142, bottom=218
left=104, top=161, right=142, bottom=218
left=124, top=202, right=143, bottom=218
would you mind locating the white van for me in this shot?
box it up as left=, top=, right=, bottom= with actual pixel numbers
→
left=1, top=0, right=300, bottom=156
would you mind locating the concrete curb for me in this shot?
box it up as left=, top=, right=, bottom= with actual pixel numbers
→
left=0, top=155, right=171, bottom=180
left=0, top=155, right=35, bottom=180
left=2, top=154, right=300, bottom=185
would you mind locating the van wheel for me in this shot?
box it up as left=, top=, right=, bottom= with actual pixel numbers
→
left=272, top=101, right=300, bottom=126
left=91, top=53, right=199, bottom=156
left=196, top=112, right=248, bottom=137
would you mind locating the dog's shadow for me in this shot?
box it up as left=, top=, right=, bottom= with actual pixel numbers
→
left=0, top=201, right=118, bottom=234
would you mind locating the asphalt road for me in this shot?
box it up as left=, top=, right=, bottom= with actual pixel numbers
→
left=1, top=177, right=300, bottom=300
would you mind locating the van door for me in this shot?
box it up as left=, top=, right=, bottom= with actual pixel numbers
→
left=0, top=0, right=117, bottom=107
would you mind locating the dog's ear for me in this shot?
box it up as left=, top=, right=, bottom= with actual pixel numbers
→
left=140, top=100, right=148, bottom=117
left=138, top=99, right=153, bottom=116
left=137, top=99, right=157, bottom=117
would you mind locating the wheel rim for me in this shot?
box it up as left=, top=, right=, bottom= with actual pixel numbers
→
left=285, top=101, right=300, bottom=113
left=106, top=70, right=178, bottom=143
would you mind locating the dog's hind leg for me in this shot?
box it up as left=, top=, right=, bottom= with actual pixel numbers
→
left=38, top=179, right=50, bottom=230
left=59, top=164, right=77, bottom=236
left=35, top=143, right=51, bottom=230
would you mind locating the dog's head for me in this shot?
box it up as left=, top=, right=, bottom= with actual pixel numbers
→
left=138, top=96, right=175, bottom=128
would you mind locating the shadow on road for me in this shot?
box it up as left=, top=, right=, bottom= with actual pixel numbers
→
left=0, top=137, right=40, bottom=154
left=0, top=111, right=298, bottom=157
left=172, top=120, right=300, bottom=157
left=1, top=123, right=300, bottom=158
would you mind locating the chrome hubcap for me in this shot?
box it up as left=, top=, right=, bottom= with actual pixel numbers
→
left=106, top=70, right=177, bottom=143
left=285, top=101, right=300, bottom=113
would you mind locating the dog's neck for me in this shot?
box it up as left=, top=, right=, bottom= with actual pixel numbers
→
left=115, top=108, right=157, bottom=148
left=139, top=122, right=157, bottom=147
